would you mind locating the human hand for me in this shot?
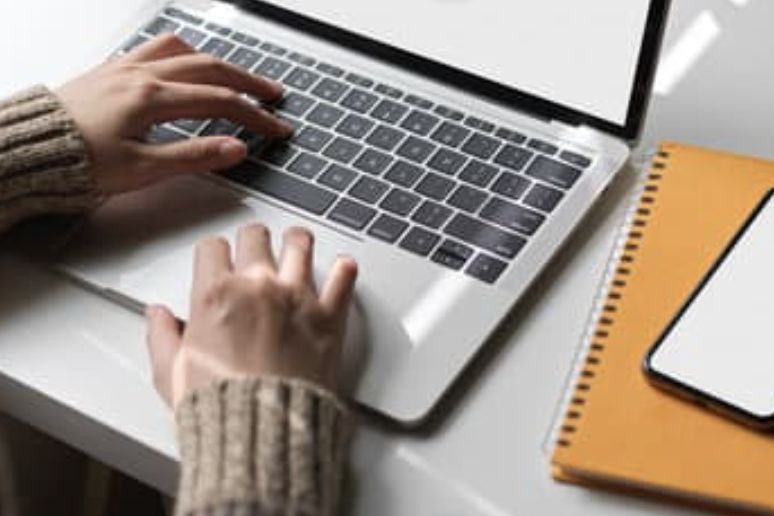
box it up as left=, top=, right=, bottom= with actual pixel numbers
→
left=145, top=224, right=358, bottom=408
left=56, top=34, right=292, bottom=195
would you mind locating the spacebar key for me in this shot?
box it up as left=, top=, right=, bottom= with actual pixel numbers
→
left=444, top=213, right=526, bottom=259
left=239, top=162, right=337, bottom=215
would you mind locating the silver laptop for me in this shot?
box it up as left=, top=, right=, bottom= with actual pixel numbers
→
left=58, top=0, right=671, bottom=424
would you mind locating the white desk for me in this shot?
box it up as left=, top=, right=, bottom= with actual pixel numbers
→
left=1, top=1, right=773, bottom=514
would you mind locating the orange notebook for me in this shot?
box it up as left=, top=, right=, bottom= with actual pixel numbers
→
left=551, top=142, right=774, bottom=513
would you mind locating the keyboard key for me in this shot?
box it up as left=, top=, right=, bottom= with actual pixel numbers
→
left=430, top=122, right=471, bottom=148
left=307, top=103, right=345, bottom=128
left=163, top=7, right=203, bottom=25
left=381, top=188, right=421, bottom=216
left=171, top=118, right=207, bottom=135
left=316, top=62, right=345, bottom=77
left=311, top=78, right=349, bottom=103
left=400, top=110, right=440, bottom=137
left=434, top=105, right=465, bottom=122
left=396, top=136, right=436, bottom=164
left=495, top=127, right=527, bottom=144
left=491, top=172, right=531, bottom=200
left=466, top=254, right=508, bottom=284
left=122, top=34, right=148, bottom=53
left=384, top=161, right=423, bottom=187
left=404, top=94, right=433, bottom=110
left=353, top=148, right=393, bottom=175
left=231, top=32, right=260, bottom=47
left=287, top=153, right=328, bottom=179
left=459, top=160, right=498, bottom=187
left=284, top=67, right=321, bottom=91
left=432, top=240, right=474, bottom=270
left=527, top=138, right=559, bottom=155
left=178, top=27, right=207, bottom=48
left=205, top=22, right=231, bottom=37
left=494, top=145, right=533, bottom=172
left=143, top=17, right=179, bottom=36
left=448, top=185, right=488, bottom=213
left=371, top=99, right=409, bottom=124
left=344, top=72, right=374, bottom=88
left=318, top=164, right=358, bottom=191
left=559, top=150, right=592, bottom=169
left=294, top=126, right=333, bottom=152
left=427, top=148, right=467, bottom=175
left=411, top=200, right=453, bottom=229
left=147, top=125, right=186, bottom=144
left=236, top=163, right=336, bottom=215
left=523, top=184, right=564, bottom=213
left=525, top=156, right=582, bottom=190
left=288, top=52, right=316, bottom=67
left=254, top=57, right=292, bottom=80
left=366, top=125, right=405, bottom=151
left=201, top=119, right=240, bottom=137
left=368, top=214, right=409, bottom=243
left=444, top=213, right=526, bottom=259
left=461, top=133, right=501, bottom=160
left=415, top=172, right=455, bottom=201
left=201, top=37, right=235, bottom=59
left=375, top=84, right=403, bottom=99
left=350, top=176, right=389, bottom=203
left=323, top=137, right=363, bottom=164
left=341, top=89, right=378, bottom=113
left=260, top=42, right=287, bottom=56
left=227, top=47, right=262, bottom=69
left=481, top=197, right=545, bottom=236
left=328, top=198, right=377, bottom=230
left=400, top=227, right=441, bottom=257
left=277, top=92, right=315, bottom=118
left=262, top=142, right=298, bottom=167
left=464, top=116, right=496, bottom=133
left=336, top=114, right=375, bottom=140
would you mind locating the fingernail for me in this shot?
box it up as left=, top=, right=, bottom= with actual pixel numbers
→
left=279, top=121, right=295, bottom=138
left=219, top=140, right=246, bottom=157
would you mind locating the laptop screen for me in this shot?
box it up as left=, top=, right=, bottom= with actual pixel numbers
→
left=253, top=0, right=663, bottom=137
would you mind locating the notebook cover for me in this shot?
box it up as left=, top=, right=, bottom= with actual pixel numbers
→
left=551, top=141, right=774, bottom=513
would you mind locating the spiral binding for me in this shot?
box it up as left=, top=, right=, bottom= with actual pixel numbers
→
left=548, top=147, right=672, bottom=451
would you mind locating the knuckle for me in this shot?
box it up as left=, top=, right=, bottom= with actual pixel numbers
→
left=213, top=87, right=242, bottom=105
left=201, top=276, right=232, bottom=307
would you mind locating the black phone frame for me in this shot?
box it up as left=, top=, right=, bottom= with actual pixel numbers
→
left=644, top=188, right=774, bottom=431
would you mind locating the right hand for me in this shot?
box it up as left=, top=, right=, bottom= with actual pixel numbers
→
left=145, top=224, right=358, bottom=408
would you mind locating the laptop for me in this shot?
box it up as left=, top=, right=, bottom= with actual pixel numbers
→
left=58, top=0, right=671, bottom=424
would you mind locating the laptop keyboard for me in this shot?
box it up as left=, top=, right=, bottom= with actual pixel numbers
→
left=131, top=6, right=594, bottom=285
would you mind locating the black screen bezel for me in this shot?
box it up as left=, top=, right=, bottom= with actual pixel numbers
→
left=233, top=0, right=672, bottom=140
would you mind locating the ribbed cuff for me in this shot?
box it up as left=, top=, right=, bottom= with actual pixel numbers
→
left=175, top=377, right=351, bottom=516
left=0, top=86, right=98, bottom=232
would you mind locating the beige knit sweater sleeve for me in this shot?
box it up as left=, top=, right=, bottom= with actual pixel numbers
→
left=0, top=86, right=351, bottom=516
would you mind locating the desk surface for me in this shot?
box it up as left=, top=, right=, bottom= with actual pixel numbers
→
left=1, top=1, right=773, bottom=514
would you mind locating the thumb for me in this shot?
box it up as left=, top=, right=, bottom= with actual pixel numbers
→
left=145, top=305, right=183, bottom=406
left=135, top=136, right=247, bottom=182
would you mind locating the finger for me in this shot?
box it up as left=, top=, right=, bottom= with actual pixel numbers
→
left=142, top=82, right=292, bottom=138
left=192, top=236, right=233, bottom=299
left=278, top=227, right=315, bottom=289
left=145, top=305, right=183, bottom=406
left=320, top=256, right=359, bottom=316
left=146, top=53, right=283, bottom=101
left=128, top=135, right=246, bottom=183
left=123, top=33, right=196, bottom=64
left=235, top=223, right=277, bottom=272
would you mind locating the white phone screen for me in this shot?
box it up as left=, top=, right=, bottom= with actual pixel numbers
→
left=649, top=193, right=774, bottom=420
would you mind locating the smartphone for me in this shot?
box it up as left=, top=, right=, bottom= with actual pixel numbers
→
left=644, top=189, right=774, bottom=430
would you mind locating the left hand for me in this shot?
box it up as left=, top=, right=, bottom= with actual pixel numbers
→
left=56, top=34, right=293, bottom=195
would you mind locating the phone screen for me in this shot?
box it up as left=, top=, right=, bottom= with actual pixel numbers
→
left=647, top=191, right=774, bottom=424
